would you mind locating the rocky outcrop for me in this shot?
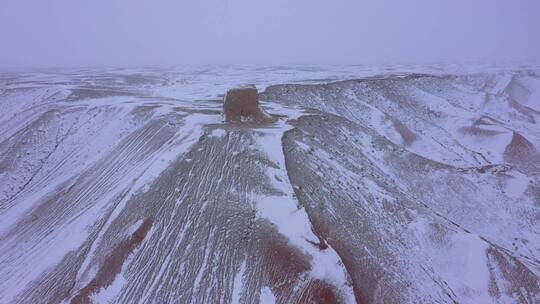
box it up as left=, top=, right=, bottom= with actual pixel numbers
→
left=504, top=132, right=540, bottom=174
left=223, top=86, right=275, bottom=123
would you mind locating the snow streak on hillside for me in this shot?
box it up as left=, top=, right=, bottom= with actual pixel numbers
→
left=0, top=65, right=539, bottom=303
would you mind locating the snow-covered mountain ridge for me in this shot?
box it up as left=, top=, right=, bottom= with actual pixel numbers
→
left=0, top=65, right=539, bottom=303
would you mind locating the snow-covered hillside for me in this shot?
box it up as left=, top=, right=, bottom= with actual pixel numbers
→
left=0, top=65, right=539, bottom=303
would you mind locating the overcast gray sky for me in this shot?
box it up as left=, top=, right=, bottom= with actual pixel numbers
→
left=1, top=0, right=539, bottom=67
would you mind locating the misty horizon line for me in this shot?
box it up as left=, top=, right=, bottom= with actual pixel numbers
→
left=2, top=60, right=540, bottom=72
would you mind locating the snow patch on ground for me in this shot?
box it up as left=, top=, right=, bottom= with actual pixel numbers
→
left=89, top=273, right=126, bottom=304
left=504, top=171, right=531, bottom=199
left=259, top=287, right=276, bottom=304
left=251, top=103, right=355, bottom=302
left=231, top=257, right=247, bottom=304
left=209, top=128, right=227, bottom=138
